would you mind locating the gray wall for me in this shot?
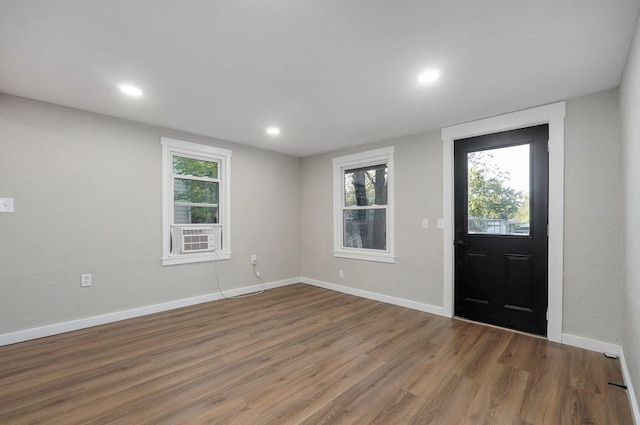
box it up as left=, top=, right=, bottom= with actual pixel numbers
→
left=620, top=16, right=640, bottom=412
left=563, top=90, right=623, bottom=342
left=301, top=132, right=444, bottom=306
left=0, top=94, right=301, bottom=334
left=300, top=89, right=624, bottom=345
left=0, top=86, right=629, bottom=358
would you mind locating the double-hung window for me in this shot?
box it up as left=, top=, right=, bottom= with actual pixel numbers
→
left=332, top=146, right=395, bottom=263
left=161, top=137, right=231, bottom=265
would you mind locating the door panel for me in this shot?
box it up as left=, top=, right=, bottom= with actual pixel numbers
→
left=463, top=251, right=490, bottom=303
left=504, top=254, right=533, bottom=311
left=454, top=124, right=548, bottom=336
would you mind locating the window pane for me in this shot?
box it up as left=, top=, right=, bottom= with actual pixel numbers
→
left=174, top=179, right=218, bottom=204
left=173, top=156, right=218, bottom=178
left=343, top=209, right=386, bottom=250
left=344, top=164, right=387, bottom=207
left=174, top=206, right=218, bottom=224
left=468, top=144, right=530, bottom=235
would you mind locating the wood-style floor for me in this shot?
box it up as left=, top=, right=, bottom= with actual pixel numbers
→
left=0, top=284, right=633, bottom=424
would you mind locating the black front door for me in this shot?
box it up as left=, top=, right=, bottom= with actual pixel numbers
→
left=454, top=124, right=549, bottom=336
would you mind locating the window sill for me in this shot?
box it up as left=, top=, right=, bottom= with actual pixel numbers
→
left=333, top=250, right=396, bottom=264
left=162, top=250, right=231, bottom=266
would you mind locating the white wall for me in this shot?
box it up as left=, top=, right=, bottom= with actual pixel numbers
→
left=0, top=94, right=301, bottom=335
left=620, top=14, right=640, bottom=413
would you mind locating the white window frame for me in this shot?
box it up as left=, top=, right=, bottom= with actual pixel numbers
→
left=161, top=137, right=232, bottom=265
left=332, top=146, right=395, bottom=263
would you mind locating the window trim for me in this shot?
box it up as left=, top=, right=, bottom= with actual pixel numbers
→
left=332, top=146, right=395, bottom=263
left=161, top=137, right=232, bottom=265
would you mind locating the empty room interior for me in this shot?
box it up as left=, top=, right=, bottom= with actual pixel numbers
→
left=2, top=1, right=640, bottom=424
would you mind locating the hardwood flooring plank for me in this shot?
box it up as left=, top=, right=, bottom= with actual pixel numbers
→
left=407, top=373, right=476, bottom=424
left=256, top=353, right=385, bottom=425
left=517, top=342, right=571, bottom=424
left=461, top=365, right=530, bottom=425
left=0, top=283, right=633, bottom=425
left=351, top=388, right=418, bottom=425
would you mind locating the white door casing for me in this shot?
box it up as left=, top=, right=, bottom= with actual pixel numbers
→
left=441, top=102, right=566, bottom=343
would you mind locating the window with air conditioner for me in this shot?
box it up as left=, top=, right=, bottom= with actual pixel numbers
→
left=161, top=138, right=231, bottom=265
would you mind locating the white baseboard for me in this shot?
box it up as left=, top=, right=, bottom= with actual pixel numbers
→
left=217, top=277, right=298, bottom=298
left=0, top=277, right=299, bottom=347
left=620, top=348, right=640, bottom=425
left=561, top=333, right=622, bottom=356
left=301, top=277, right=445, bottom=317
left=562, top=333, right=638, bottom=425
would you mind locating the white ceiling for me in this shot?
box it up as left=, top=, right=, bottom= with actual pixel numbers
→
left=1, top=1, right=639, bottom=157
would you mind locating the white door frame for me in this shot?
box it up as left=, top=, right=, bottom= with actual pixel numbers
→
left=441, top=102, right=566, bottom=343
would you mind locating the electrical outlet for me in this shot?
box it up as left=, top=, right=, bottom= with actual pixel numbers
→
left=422, top=219, right=429, bottom=229
left=0, top=198, right=14, bottom=213
left=339, top=270, right=344, bottom=279
left=437, top=219, right=444, bottom=229
left=250, top=254, right=257, bottom=265
left=81, top=273, right=92, bottom=287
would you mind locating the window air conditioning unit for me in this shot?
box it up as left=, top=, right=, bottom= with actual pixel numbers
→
left=171, top=225, right=221, bottom=255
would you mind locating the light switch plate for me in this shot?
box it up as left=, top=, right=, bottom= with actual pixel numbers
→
left=0, top=198, right=14, bottom=213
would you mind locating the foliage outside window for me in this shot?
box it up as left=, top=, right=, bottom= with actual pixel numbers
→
left=161, top=138, right=232, bottom=265
left=333, top=147, right=395, bottom=263
left=173, top=156, right=219, bottom=225
left=343, top=164, right=387, bottom=250
left=467, top=146, right=530, bottom=235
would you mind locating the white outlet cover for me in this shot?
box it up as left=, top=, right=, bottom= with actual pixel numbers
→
left=422, top=219, right=429, bottom=229
left=437, top=219, right=444, bottom=229
left=81, top=274, right=92, bottom=287
left=0, top=198, right=14, bottom=213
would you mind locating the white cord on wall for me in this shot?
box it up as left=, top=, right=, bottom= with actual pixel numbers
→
left=213, top=249, right=265, bottom=299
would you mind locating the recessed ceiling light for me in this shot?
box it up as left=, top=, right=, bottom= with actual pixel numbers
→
left=117, top=84, right=143, bottom=97
left=266, top=127, right=280, bottom=135
left=417, top=70, right=441, bottom=84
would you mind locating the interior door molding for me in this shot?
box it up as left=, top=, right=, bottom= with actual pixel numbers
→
left=442, top=102, right=566, bottom=343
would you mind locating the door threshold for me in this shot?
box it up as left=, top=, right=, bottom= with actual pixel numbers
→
left=453, top=316, right=548, bottom=340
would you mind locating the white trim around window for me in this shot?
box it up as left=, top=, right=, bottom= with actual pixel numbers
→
left=161, top=137, right=232, bottom=265
left=332, top=146, right=395, bottom=263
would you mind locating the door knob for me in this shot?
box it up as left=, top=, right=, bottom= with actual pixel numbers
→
left=455, top=240, right=469, bottom=246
